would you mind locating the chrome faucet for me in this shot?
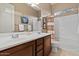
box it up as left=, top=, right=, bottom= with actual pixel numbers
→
left=12, top=33, right=19, bottom=38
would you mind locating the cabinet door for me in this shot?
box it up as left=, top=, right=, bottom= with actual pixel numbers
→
left=44, top=35, right=51, bottom=56
left=0, top=41, right=35, bottom=56
left=36, top=50, right=43, bottom=56
left=11, top=45, right=35, bottom=56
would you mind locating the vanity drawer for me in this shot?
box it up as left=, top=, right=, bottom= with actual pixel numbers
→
left=36, top=38, right=43, bottom=45
left=36, top=44, right=43, bottom=52
left=36, top=50, right=43, bottom=56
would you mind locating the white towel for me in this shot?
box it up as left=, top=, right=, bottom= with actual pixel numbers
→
left=28, top=25, right=32, bottom=31
left=19, top=24, right=24, bottom=31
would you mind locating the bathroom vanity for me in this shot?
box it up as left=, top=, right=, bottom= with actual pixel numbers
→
left=0, top=32, right=51, bottom=56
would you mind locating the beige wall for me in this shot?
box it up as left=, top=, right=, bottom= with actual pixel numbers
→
left=39, top=3, right=51, bottom=11
left=12, top=3, right=38, bottom=17
left=38, top=3, right=52, bottom=17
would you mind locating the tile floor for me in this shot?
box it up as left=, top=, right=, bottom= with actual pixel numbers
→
left=49, top=48, right=79, bottom=56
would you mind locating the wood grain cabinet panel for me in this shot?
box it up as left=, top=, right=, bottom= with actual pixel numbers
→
left=36, top=45, right=43, bottom=52
left=44, top=35, right=51, bottom=56
left=35, top=38, right=43, bottom=56
left=11, top=45, right=35, bottom=56
left=36, top=50, right=43, bottom=56
left=0, top=41, right=35, bottom=56
left=36, top=38, right=43, bottom=45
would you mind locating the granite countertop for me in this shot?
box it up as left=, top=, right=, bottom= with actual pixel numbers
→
left=0, top=32, right=51, bottom=51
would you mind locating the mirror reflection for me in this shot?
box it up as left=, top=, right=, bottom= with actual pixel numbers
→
left=0, top=3, right=41, bottom=33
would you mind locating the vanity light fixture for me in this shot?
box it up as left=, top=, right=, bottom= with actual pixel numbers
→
left=27, top=3, right=40, bottom=11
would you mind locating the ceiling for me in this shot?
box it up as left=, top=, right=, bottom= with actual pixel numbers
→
left=27, top=3, right=79, bottom=16
left=27, top=3, right=79, bottom=11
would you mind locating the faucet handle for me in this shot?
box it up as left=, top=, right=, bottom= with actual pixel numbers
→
left=12, top=34, right=19, bottom=38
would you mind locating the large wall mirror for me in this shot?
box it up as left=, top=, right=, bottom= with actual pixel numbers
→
left=0, top=3, right=14, bottom=33
left=0, top=3, right=42, bottom=33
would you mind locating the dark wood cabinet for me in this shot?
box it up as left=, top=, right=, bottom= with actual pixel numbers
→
left=11, top=45, right=35, bottom=56
left=11, top=41, right=35, bottom=56
left=0, top=41, right=35, bottom=56
left=44, top=35, right=51, bottom=56
left=36, top=50, right=43, bottom=56
left=0, top=35, right=51, bottom=56
left=35, top=38, right=43, bottom=56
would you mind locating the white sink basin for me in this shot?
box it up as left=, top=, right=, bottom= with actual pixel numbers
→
left=18, top=34, right=29, bottom=39
left=0, top=37, right=12, bottom=44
